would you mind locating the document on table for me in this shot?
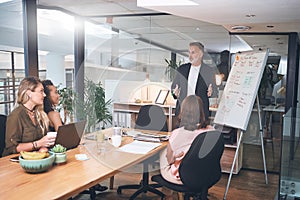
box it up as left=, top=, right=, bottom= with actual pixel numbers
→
left=118, top=140, right=161, bottom=154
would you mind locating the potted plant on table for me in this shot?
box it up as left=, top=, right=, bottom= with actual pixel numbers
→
left=51, top=144, right=67, bottom=164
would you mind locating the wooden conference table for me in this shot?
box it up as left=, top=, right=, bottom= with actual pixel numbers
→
left=0, top=128, right=168, bottom=199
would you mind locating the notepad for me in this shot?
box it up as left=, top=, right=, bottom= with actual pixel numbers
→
left=118, top=141, right=161, bottom=154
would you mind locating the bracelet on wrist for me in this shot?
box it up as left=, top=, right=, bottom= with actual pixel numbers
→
left=33, top=141, right=38, bottom=150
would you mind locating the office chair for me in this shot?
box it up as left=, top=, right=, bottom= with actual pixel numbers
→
left=117, top=105, right=168, bottom=200
left=0, top=114, right=7, bottom=158
left=151, top=130, right=224, bottom=200
left=134, top=104, right=168, bottom=132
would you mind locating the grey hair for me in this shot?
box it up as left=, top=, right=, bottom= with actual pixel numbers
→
left=189, top=42, right=204, bottom=52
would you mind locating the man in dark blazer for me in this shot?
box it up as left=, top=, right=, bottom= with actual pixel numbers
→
left=171, top=42, right=218, bottom=122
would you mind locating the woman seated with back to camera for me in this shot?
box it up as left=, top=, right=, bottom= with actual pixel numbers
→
left=42, top=79, right=63, bottom=132
left=160, top=95, right=215, bottom=185
left=2, top=77, right=56, bottom=157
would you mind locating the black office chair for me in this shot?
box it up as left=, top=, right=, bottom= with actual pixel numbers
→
left=117, top=105, right=168, bottom=200
left=151, top=130, right=224, bottom=200
left=0, top=114, right=7, bottom=158
left=134, top=105, right=168, bottom=132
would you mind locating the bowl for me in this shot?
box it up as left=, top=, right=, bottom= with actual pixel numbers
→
left=19, top=152, right=55, bottom=173
left=49, top=151, right=67, bottom=164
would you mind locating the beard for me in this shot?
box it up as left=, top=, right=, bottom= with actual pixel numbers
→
left=189, top=55, right=201, bottom=66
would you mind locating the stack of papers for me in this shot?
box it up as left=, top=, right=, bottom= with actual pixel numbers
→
left=134, top=132, right=169, bottom=142
left=134, top=136, right=161, bottom=142
left=118, top=141, right=161, bottom=154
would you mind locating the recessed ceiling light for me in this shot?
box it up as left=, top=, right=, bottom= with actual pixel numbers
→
left=196, top=27, right=200, bottom=31
left=231, top=25, right=251, bottom=31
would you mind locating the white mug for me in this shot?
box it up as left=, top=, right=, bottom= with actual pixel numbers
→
left=47, top=132, right=57, bottom=138
left=111, top=135, right=122, bottom=147
left=111, top=127, right=122, bottom=147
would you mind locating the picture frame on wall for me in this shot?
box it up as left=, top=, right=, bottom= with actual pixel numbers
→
left=155, top=89, right=169, bottom=105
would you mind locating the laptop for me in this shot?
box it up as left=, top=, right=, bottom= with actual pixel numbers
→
left=55, top=120, right=86, bottom=150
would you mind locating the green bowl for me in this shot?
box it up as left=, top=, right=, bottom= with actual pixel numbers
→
left=19, top=152, right=55, bottom=173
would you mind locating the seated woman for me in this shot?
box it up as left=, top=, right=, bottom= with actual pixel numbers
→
left=2, top=77, right=56, bottom=156
left=42, top=80, right=63, bottom=131
left=160, top=95, right=215, bottom=184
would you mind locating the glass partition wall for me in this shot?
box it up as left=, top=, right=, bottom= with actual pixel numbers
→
left=0, top=3, right=300, bottom=199
left=0, top=0, right=24, bottom=115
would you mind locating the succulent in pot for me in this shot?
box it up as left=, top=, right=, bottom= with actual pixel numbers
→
left=51, top=144, right=67, bottom=164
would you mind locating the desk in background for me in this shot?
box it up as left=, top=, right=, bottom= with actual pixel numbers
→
left=0, top=129, right=168, bottom=199
left=113, top=102, right=175, bottom=131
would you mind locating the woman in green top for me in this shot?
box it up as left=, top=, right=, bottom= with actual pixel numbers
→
left=2, top=77, right=56, bottom=156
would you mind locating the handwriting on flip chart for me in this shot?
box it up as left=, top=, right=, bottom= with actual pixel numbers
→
left=214, top=50, right=269, bottom=130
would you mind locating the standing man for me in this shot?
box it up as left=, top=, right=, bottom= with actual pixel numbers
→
left=171, top=42, right=217, bottom=123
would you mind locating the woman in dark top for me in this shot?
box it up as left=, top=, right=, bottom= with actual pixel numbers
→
left=42, top=80, right=63, bottom=132
left=42, top=80, right=108, bottom=192
left=2, top=77, right=55, bottom=156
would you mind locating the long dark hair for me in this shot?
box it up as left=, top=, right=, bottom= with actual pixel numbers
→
left=42, top=79, right=54, bottom=114
left=179, top=95, right=208, bottom=131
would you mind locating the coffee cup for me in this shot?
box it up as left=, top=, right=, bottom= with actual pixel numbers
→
left=47, top=132, right=57, bottom=138
left=112, top=127, right=122, bottom=147
left=111, top=134, right=122, bottom=147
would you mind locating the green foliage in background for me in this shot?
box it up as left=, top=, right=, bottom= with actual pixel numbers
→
left=57, top=79, right=112, bottom=132
left=83, top=79, right=112, bottom=132
left=164, top=58, right=182, bottom=81
left=57, top=86, right=77, bottom=124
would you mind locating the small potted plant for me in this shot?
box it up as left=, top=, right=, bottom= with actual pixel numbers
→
left=51, top=144, right=67, bottom=164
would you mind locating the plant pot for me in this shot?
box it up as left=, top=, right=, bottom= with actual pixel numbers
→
left=52, top=152, right=67, bottom=164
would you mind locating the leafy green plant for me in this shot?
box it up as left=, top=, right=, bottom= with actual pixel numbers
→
left=56, top=79, right=112, bottom=132
left=164, top=58, right=182, bottom=81
left=51, top=144, right=67, bottom=153
left=83, top=79, right=112, bottom=132
left=57, top=86, right=77, bottom=123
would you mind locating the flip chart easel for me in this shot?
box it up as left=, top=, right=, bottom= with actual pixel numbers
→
left=213, top=50, right=270, bottom=200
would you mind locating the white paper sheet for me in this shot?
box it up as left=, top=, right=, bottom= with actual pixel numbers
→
left=118, top=140, right=161, bottom=154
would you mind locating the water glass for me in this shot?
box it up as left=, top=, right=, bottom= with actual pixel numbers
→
left=96, top=130, right=106, bottom=153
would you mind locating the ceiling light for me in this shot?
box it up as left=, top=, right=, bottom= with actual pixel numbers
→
left=231, top=25, right=251, bottom=31
left=137, top=0, right=198, bottom=6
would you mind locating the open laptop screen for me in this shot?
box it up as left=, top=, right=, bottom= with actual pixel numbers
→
left=55, top=120, right=86, bottom=150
